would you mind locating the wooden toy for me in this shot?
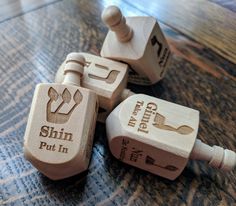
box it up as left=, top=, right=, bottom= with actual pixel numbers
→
left=100, top=5, right=172, bottom=84
left=55, top=52, right=134, bottom=112
left=106, top=94, right=236, bottom=180
left=24, top=53, right=98, bottom=180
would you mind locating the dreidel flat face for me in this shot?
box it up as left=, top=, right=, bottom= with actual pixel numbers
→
left=24, top=83, right=98, bottom=180
left=55, top=53, right=128, bottom=110
left=106, top=94, right=199, bottom=180
left=101, top=17, right=171, bottom=84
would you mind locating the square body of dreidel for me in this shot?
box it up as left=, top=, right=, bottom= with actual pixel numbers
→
left=106, top=94, right=199, bottom=180
left=101, top=16, right=171, bottom=84
left=24, top=83, right=98, bottom=180
left=55, top=53, right=128, bottom=111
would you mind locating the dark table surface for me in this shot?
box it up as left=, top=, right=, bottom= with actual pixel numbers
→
left=0, top=0, right=235, bottom=205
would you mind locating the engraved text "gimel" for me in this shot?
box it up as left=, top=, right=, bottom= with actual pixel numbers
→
left=138, top=102, right=157, bottom=134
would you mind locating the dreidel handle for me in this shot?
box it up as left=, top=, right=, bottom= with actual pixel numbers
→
left=102, top=5, right=133, bottom=42
left=63, top=53, right=85, bottom=86
left=190, top=139, right=236, bottom=171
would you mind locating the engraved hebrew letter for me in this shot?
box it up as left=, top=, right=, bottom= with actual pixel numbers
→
left=88, top=63, right=120, bottom=84
left=151, top=35, right=163, bottom=58
left=152, top=113, right=194, bottom=135
left=88, top=70, right=120, bottom=84
left=145, top=155, right=178, bottom=171
left=46, top=87, right=83, bottom=124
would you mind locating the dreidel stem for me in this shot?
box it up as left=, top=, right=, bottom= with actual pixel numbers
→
left=102, top=5, right=133, bottom=42
left=121, top=89, right=135, bottom=101
left=62, top=53, right=85, bottom=86
left=190, top=139, right=236, bottom=172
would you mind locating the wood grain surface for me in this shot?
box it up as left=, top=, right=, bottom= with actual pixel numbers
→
left=123, top=0, right=236, bottom=64
left=0, top=0, right=60, bottom=23
left=0, top=0, right=235, bottom=205
left=210, top=0, right=236, bottom=12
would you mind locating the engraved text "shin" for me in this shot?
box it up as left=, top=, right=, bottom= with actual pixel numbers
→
left=39, top=125, right=73, bottom=142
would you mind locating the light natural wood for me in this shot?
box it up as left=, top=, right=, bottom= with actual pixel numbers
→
left=1, top=0, right=235, bottom=205
left=24, top=53, right=98, bottom=180
left=55, top=52, right=129, bottom=111
left=106, top=94, right=200, bottom=180
left=101, top=5, right=171, bottom=84
left=101, top=5, right=133, bottom=42
left=106, top=94, right=236, bottom=180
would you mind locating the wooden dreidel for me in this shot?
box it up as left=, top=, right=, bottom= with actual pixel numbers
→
left=55, top=52, right=133, bottom=112
left=101, top=6, right=172, bottom=84
left=106, top=94, right=236, bottom=180
left=24, top=53, right=98, bottom=180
